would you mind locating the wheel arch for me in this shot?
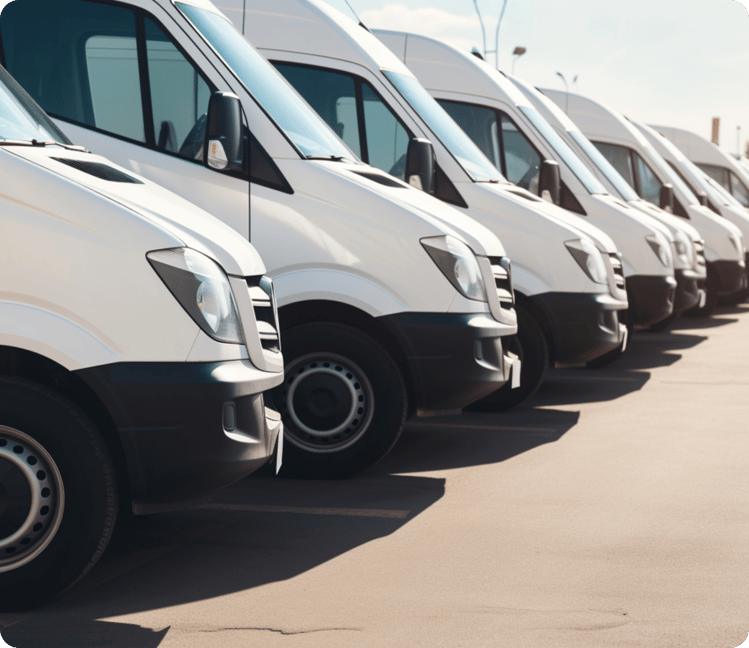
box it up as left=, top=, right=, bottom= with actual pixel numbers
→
left=278, top=300, right=417, bottom=414
left=0, top=346, right=131, bottom=507
left=513, top=292, right=557, bottom=365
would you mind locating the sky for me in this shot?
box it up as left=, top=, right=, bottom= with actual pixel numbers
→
left=324, top=0, right=749, bottom=159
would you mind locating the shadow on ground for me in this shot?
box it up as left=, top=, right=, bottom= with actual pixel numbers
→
left=530, top=326, right=708, bottom=408
left=1, top=470, right=444, bottom=647
left=0, top=308, right=729, bottom=647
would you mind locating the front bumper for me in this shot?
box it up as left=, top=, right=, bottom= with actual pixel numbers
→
left=711, top=258, right=747, bottom=295
left=76, top=360, right=283, bottom=513
left=673, top=268, right=702, bottom=314
left=626, top=274, right=677, bottom=329
left=380, top=312, right=516, bottom=415
left=531, top=292, right=627, bottom=366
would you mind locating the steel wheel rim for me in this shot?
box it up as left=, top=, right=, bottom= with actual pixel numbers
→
left=0, top=426, right=65, bottom=573
left=281, top=353, right=375, bottom=453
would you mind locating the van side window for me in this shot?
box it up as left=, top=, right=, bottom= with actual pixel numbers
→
left=697, top=163, right=731, bottom=192
left=0, top=0, right=213, bottom=161
left=144, top=18, right=212, bottom=156
left=274, top=62, right=410, bottom=178
left=1, top=1, right=139, bottom=136
left=730, top=173, right=749, bottom=207
left=593, top=142, right=636, bottom=190
left=438, top=100, right=501, bottom=170
left=360, top=83, right=410, bottom=179
left=498, top=114, right=542, bottom=194
left=85, top=35, right=145, bottom=142
left=272, top=64, right=361, bottom=158
left=632, top=152, right=663, bottom=205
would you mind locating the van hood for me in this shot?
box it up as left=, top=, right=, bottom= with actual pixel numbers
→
left=310, top=159, right=506, bottom=257
left=487, top=183, right=620, bottom=254
left=9, top=146, right=265, bottom=277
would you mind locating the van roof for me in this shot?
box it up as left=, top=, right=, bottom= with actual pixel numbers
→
left=374, top=30, right=531, bottom=110
left=241, top=0, right=413, bottom=79
left=540, top=89, right=649, bottom=150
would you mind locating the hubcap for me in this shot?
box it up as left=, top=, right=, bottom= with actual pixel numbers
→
left=281, top=353, right=374, bottom=453
left=0, top=427, right=65, bottom=573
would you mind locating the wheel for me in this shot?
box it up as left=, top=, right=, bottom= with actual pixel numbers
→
left=468, top=303, right=548, bottom=411
left=0, top=378, right=117, bottom=611
left=272, top=323, right=407, bottom=479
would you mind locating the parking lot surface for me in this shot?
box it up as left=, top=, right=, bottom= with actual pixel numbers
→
left=1, top=307, right=748, bottom=648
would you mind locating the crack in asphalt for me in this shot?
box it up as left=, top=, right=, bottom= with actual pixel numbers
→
left=200, top=627, right=362, bottom=635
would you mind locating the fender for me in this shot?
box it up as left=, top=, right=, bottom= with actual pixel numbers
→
left=0, top=301, right=120, bottom=370
left=270, top=266, right=414, bottom=317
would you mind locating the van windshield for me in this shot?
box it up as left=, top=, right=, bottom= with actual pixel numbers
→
left=0, top=65, right=70, bottom=144
left=519, top=106, right=607, bottom=195
left=383, top=71, right=504, bottom=183
left=176, top=3, right=353, bottom=160
left=568, top=129, right=639, bottom=201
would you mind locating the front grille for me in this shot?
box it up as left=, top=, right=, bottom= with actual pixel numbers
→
left=247, top=276, right=281, bottom=353
left=488, top=256, right=514, bottom=309
left=694, top=240, right=707, bottom=269
left=609, top=254, right=626, bottom=292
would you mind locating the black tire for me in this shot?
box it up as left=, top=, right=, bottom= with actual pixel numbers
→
left=272, top=323, right=407, bottom=479
left=0, top=378, right=117, bottom=611
left=468, top=303, right=548, bottom=411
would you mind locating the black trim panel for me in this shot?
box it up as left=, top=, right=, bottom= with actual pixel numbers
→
left=673, top=268, right=701, bottom=313
left=530, top=291, right=626, bottom=365
left=75, top=360, right=282, bottom=509
left=379, top=312, right=512, bottom=413
left=626, top=274, right=677, bottom=328
left=711, top=258, right=747, bottom=295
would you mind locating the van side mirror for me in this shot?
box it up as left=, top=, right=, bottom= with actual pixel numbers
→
left=539, top=160, right=561, bottom=205
left=697, top=191, right=708, bottom=207
left=204, top=92, right=244, bottom=174
left=659, top=184, right=675, bottom=213
left=405, top=138, right=436, bottom=195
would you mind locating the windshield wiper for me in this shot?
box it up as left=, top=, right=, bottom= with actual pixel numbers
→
left=0, top=139, right=88, bottom=152
left=306, top=154, right=351, bottom=162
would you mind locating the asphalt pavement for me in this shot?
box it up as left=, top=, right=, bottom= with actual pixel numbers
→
left=1, top=306, right=748, bottom=648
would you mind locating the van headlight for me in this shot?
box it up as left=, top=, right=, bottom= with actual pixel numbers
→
left=564, top=238, right=608, bottom=285
left=646, top=233, right=673, bottom=268
left=671, top=229, right=693, bottom=270
left=421, top=235, right=488, bottom=302
left=148, top=247, right=244, bottom=344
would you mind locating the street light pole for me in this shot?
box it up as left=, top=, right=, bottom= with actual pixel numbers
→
left=472, top=0, right=488, bottom=62
left=512, top=46, right=526, bottom=74
left=473, top=0, right=509, bottom=69
left=556, top=71, right=569, bottom=114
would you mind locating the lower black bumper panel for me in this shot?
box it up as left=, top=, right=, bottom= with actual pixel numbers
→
left=626, top=274, right=677, bottom=328
left=379, top=312, right=514, bottom=414
left=531, top=292, right=627, bottom=366
left=76, top=360, right=283, bottom=511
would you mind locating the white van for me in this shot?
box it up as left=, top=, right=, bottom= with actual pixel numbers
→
left=506, top=74, right=708, bottom=321
left=635, top=123, right=749, bottom=247
left=653, top=125, right=749, bottom=210
left=0, top=63, right=283, bottom=609
left=374, top=32, right=680, bottom=332
left=634, top=122, right=749, bottom=305
left=543, top=89, right=747, bottom=311
left=238, top=0, right=630, bottom=405
left=0, top=0, right=519, bottom=478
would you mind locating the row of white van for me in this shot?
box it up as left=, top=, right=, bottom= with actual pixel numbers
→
left=0, top=0, right=746, bottom=609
